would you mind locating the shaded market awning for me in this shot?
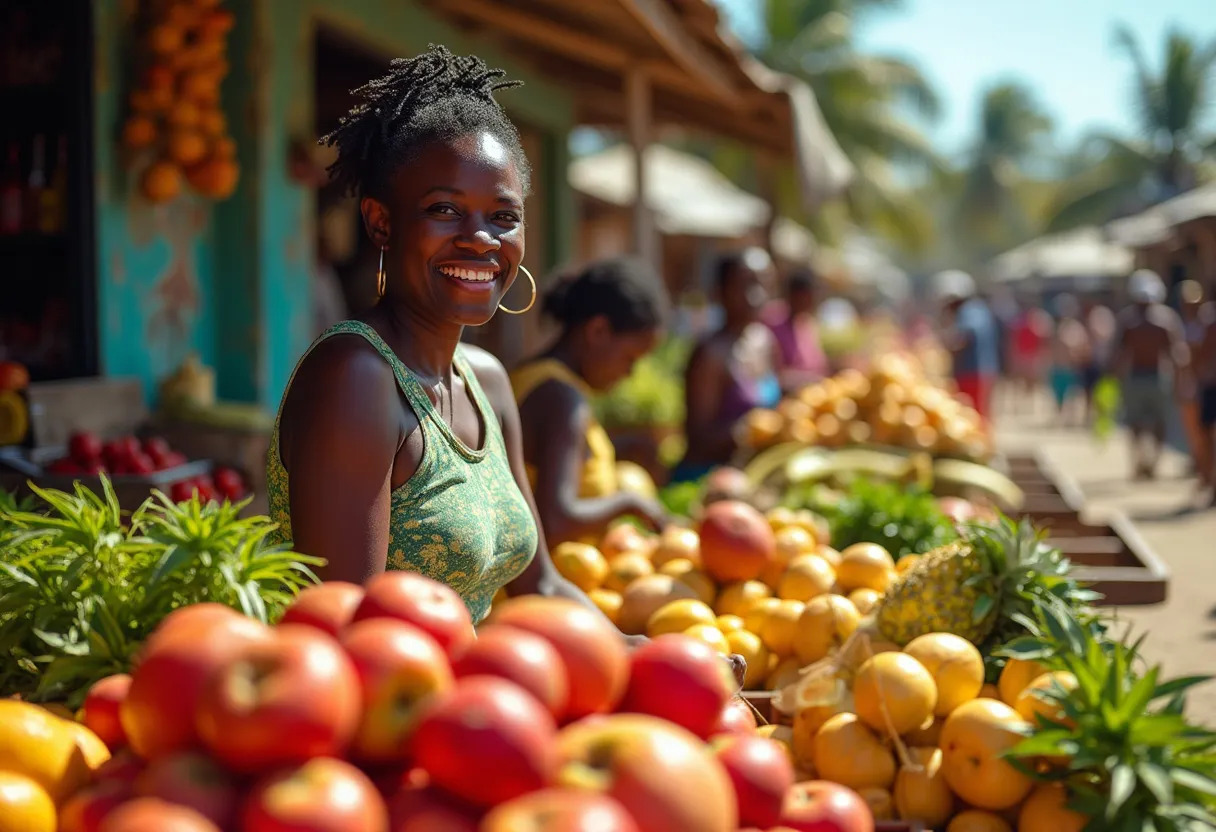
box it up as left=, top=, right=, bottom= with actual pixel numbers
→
left=570, top=143, right=771, bottom=237
left=990, top=226, right=1133, bottom=283
left=1105, top=183, right=1216, bottom=248
left=423, top=0, right=853, bottom=213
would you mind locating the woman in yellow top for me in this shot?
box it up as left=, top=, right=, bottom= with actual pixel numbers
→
left=512, top=257, right=670, bottom=546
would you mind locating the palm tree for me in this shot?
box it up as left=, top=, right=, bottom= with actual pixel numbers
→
left=952, top=82, right=1054, bottom=259
left=757, top=0, right=943, bottom=253
left=1048, top=25, right=1216, bottom=231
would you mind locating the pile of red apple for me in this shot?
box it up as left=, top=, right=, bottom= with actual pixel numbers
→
left=44, top=430, right=248, bottom=502
left=69, top=572, right=876, bottom=832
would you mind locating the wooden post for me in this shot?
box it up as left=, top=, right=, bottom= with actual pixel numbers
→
left=626, top=67, right=657, bottom=268
left=756, top=152, right=779, bottom=264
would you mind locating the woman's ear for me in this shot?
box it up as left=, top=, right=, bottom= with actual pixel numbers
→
left=360, top=196, right=391, bottom=249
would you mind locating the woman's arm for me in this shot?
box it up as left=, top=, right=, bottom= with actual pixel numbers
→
left=519, top=381, right=667, bottom=540
left=682, top=341, right=736, bottom=461
left=279, top=336, right=406, bottom=584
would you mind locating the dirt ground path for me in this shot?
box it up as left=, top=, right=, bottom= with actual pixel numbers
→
left=996, top=398, right=1216, bottom=726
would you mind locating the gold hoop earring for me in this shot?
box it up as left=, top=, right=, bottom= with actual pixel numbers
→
left=376, top=247, right=387, bottom=298
left=498, top=264, right=537, bottom=315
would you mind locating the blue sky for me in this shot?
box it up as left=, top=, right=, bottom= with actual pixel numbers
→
left=713, top=0, right=1215, bottom=160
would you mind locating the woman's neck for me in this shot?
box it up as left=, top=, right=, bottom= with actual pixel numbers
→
left=373, top=300, right=463, bottom=383
left=543, top=338, right=585, bottom=379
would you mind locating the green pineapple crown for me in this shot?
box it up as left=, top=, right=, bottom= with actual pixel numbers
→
left=1001, top=599, right=1216, bottom=831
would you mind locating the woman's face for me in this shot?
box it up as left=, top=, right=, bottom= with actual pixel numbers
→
left=364, top=130, right=526, bottom=327
left=583, top=321, right=659, bottom=391
left=721, top=263, right=773, bottom=324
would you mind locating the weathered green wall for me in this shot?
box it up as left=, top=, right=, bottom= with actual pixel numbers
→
left=93, top=0, right=575, bottom=409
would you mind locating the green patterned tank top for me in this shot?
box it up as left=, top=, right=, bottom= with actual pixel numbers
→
left=266, top=320, right=538, bottom=623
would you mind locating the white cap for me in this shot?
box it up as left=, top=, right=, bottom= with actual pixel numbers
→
left=932, top=269, right=977, bottom=302
left=1128, top=269, right=1166, bottom=304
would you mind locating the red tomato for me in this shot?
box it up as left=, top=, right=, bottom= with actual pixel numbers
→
left=68, top=432, right=103, bottom=465
left=213, top=467, right=245, bottom=500
left=169, top=481, right=194, bottom=503
left=141, top=437, right=171, bottom=463
left=128, top=453, right=157, bottom=476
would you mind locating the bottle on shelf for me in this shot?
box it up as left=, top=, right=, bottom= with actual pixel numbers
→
left=24, top=133, right=45, bottom=233
left=39, top=135, right=67, bottom=234
left=0, top=141, right=21, bottom=235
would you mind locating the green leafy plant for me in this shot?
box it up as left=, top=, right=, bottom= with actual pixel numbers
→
left=797, top=478, right=959, bottom=560
left=0, top=477, right=322, bottom=706
left=1002, top=600, right=1216, bottom=831
left=594, top=336, right=690, bottom=429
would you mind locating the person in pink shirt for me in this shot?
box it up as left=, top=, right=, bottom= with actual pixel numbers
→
left=764, top=267, right=830, bottom=393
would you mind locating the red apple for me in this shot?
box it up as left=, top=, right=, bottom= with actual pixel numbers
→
left=555, top=714, right=737, bottom=832
left=59, top=780, right=133, bottom=832
left=353, top=571, right=475, bottom=657
left=340, top=617, right=454, bottom=763
left=387, top=783, right=482, bottom=832
left=280, top=581, right=365, bottom=637
left=98, top=798, right=222, bottom=832
left=241, top=757, right=389, bottom=832
left=408, top=676, right=557, bottom=808
left=452, top=624, right=569, bottom=720
left=619, top=634, right=735, bottom=739
left=487, top=596, right=629, bottom=720
left=82, top=673, right=131, bottom=749
left=481, top=788, right=641, bottom=832
left=94, top=749, right=145, bottom=787
left=711, top=734, right=794, bottom=828
left=134, top=751, right=240, bottom=828
left=121, top=607, right=272, bottom=759
left=196, top=624, right=361, bottom=772
left=779, top=781, right=874, bottom=832
left=698, top=500, right=775, bottom=583
left=714, top=697, right=759, bottom=736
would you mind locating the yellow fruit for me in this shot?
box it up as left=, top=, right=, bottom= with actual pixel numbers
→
left=979, top=683, right=1000, bottom=700
left=651, top=525, right=700, bottom=568
left=603, top=552, right=654, bottom=593
left=588, top=588, right=623, bottom=625
left=121, top=116, right=158, bottom=150
left=894, top=746, right=954, bottom=826
left=167, top=128, right=209, bottom=166
left=0, top=700, right=108, bottom=803
left=646, top=598, right=717, bottom=638
left=765, top=506, right=798, bottom=533
left=778, top=554, right=836, bottom=602
left=813, top=712, right=896, bottom=790
left=903, top=716, right=944, bottom=746
left=617, top=574, right=696, bottom=635
left=743, top=597, right=782, bottom=635
left=793, top=510, right=828, bottom=542
left=895, top=554, right=921, bottom=575
left=683, top=623, right=729, bottom=654
left=552, top=542, right=609, bottom=592
left=1015, top=671, right=1078, bottom=727
left=774, top=526, right=817, bottom=568
left=716, top=614, right=745, bottom=634
left=600, top=523, right=653, bottom=561
left=197, top=107, right=227, bottom=137
left=948, top=810, right=1013, bottom=832
left=836, top=543, right=896, bottom=592
left=794, top=594, right=861, bottom=664
left=658, top=559, right=715, bottom=604
left=0, top=771, right=55, bottom=832
left=725, top=630, right=770, bottom=690
left=903, top=632, right=985, bottom=716
left=859, top=787, right=895, bottom=821
left=1018, top=783, right=1087, bottom=832
left=791, top=692, right=851, bottom=768
left=998, top=658, right=1050, bottom=706
left=939, top=698, right=1034, bottom=810
left=759, top=599, right=806, bottom=657
left=852, top=652, right=938, bottom=736
left=716, top=580, right=772, bottom=617
left=848, top=588, right=881, bottom=614
left=766, top=656, right=803, bottom=691
left=816, top=545, right=842, bottom=568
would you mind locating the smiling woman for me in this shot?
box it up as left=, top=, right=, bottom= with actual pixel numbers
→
left=264, top=45, right=625, bottom=632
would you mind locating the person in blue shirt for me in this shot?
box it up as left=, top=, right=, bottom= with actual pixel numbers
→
left=933, top=270, right=999, bottom=421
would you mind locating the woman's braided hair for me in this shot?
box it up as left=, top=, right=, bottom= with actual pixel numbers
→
left=320, top=44, right=531, bottom=198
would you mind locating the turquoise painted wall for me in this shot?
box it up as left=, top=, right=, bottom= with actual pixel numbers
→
left=93, top=0, right=574, bottom=409
left=93, top=0, right=219, bottom=405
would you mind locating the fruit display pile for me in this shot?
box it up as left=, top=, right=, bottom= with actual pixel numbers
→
left=739, top=355, right=993, bottom=463
left=42, top=432, right=248, bottom=503
left=5, top=572, right=881, bottom=832
left=556, top=496, right=1216, bottom=830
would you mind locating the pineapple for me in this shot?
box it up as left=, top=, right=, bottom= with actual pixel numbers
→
left=875, top=516, right=1094, bottom=648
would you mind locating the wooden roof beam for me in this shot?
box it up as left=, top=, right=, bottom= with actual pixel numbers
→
left=618, top=0, right=741, bottom=103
